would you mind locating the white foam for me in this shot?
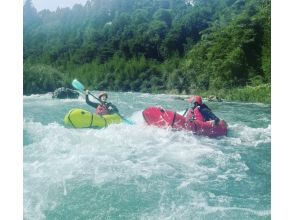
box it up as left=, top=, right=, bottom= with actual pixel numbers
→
left=23, top=93, right=52, bottom=100
left=227, top=123, right=271, bottom=147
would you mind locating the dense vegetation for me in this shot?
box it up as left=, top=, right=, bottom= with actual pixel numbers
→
left=24, top=0, right=270, bottom=103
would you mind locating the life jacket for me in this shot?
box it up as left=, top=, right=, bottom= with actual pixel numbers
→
left=96, top=104, right=109, bottom=115
left=186, top=107, right=204, bottom=122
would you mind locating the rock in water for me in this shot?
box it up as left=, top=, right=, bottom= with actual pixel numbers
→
left=208, top=95, right=222, bottom=102
left=52, top=87, right=79, bottom=99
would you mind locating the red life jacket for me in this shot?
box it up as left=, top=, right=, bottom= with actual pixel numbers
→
left=186, top=107, right=204, bottom=122
left=96, top=104, right=109, bottom=115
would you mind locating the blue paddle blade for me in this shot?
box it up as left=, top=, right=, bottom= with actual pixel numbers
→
left=122, top=117, right=135, bottom=125
left=72, top=79, right=85, bottom=92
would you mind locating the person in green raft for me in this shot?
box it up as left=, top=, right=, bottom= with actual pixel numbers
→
left=85, top=90, right=119, bottom=115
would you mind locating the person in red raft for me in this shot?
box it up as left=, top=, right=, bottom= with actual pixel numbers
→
left=85, top=90, right=119, bottom=115
left=183, top=95, right=220, bottom=126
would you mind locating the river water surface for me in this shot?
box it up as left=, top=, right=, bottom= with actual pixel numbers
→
left=24, top=92, right=271, bottom=219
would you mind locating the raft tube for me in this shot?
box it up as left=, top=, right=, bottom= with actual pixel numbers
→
left=64, top=108, right=122, bottom=128
left=142, top=106, right=228, bottom=137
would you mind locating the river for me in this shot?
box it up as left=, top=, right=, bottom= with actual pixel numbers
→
left=24, top=92, right=271, bottom=220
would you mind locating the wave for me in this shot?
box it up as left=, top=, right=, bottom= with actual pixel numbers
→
left=226, top=123, right=271, bottom=147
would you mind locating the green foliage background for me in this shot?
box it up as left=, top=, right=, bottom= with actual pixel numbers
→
left=24, top=0, right=270, bottom=103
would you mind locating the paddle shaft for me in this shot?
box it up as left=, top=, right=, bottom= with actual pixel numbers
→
left=87, top=91, right=101, bottom=103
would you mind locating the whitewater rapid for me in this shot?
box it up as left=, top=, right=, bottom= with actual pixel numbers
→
left=24, top=92, right=271, bottom=220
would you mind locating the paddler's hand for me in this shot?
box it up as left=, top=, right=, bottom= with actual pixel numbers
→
left=189, top=115, right=195, bottom=122
left=85, top=90, right=89, bottom=95
left=210, top=120, right=216, bottom=126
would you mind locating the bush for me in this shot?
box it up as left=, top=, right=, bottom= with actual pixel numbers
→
left=23, top=64, right=66, bottom=95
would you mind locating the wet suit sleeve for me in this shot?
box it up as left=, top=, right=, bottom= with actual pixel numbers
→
left=200, top=105, right=220, bottom=124
left=86, top=95, right=98, bottom=109
left=107, top=102, right=119, bottom=114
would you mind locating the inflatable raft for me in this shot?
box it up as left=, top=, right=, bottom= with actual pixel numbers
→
left=142, top=106, right=228, bottom=137
left=64, top=108, right=122, bottom=128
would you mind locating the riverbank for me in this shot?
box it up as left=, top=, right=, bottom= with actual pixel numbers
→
left=166, top=84, right=271, bottom=104
left=197, top=84, right=271, bottom=104
left=24, top=62, right=270, bottom=104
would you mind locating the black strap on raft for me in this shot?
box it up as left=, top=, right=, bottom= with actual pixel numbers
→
left=171, top=112, right=177, bottom=128
left=101, top=115, right=107, bottom=128
left=67, top=109, right=76, bottom=128
left=142, top=112, right=149, bottom=124
left=89, top=113, right=94, bottom=128
left=182, top=108, right=189, bottom=117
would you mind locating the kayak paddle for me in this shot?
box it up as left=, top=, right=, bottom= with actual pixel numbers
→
left=72, top=79, right=100, bottom=102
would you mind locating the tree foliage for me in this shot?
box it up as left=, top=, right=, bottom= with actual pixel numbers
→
left=23, top=0, right=270, bottom=97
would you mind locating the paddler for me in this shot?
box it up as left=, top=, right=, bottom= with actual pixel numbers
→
left=183, top=96, right=220, bottom=125
left=85, top=90, right=119, bottom=115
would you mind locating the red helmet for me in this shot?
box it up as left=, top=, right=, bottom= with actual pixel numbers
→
left=98, top=91, right=108, bottom=99
left=189, top=96, right=202, bottom=105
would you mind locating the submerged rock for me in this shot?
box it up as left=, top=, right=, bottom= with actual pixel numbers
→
left=207, top=95, right=222, bottom=102
left=52, top=87, right=79, bottom=99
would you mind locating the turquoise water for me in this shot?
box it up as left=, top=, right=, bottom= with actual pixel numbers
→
left=23, top=92, right=271, bottom=220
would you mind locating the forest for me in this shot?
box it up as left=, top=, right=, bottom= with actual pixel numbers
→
left=24, top=0, right=271, bottom=103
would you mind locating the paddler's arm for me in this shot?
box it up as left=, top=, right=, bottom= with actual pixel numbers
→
left=85, top=91, right=98, bottom=109
left=200, top=107, right=220, bottom=125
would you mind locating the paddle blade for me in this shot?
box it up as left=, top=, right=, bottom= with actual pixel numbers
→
left=72, top=79, right=85, bottom=92
left=122, top=117, right=135, bottom=125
